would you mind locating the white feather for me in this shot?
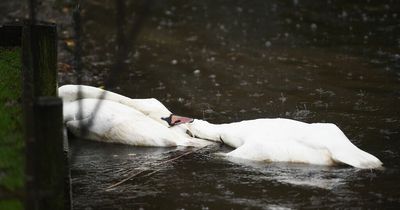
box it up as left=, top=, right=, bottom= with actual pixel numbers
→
left=60, top=85, right=213, bottom=147
left=187, top=118, right=383, bottom=169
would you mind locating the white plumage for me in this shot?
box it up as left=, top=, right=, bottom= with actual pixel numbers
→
left=59, top=85, right=212, bottom=147
left=59, top=84, right=383, bottom=169
left=187, top=118, right=383, bottom=169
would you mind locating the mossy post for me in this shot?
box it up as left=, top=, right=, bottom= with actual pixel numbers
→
left=22, top=22, right=57, bottom=98
left=0, top=25, right=24, bottom=210
left=22, top=22, right=71, bottom=210
left=32, top=97, right=65, bottom=210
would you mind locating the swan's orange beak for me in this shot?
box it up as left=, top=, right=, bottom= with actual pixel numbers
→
left=161, top=114, right=194, bottom=126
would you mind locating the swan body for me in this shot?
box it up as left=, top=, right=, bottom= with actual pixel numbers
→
left=187, top=118, right=383, bottom=169
left=59, top=85, right=212, bottom=147
left=59, top=85, right=172, bottom=127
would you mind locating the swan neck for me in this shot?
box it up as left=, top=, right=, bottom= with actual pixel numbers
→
left=188, top=120, right=222, bottom=142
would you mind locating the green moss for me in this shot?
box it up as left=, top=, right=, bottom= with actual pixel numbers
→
left=0, top=200, right=23, bottom=210
left=0, top=47, right=24, bottom=210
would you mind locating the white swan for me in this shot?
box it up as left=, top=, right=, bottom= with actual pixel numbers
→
left=186, top=118, right=383, bottom=169
left=59, top=85, right=213, bottom=147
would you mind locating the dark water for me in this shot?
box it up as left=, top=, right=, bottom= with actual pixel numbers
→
left=67, top=0, right=400, bottom=209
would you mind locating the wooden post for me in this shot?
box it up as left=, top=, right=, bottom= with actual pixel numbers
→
left=63, top=128, right=72, bottom=210
left=22, top=22, right=58, bottom=98
left=31, top=97, right=65, bottom=210
left=21, top=22, right=71, bottom=210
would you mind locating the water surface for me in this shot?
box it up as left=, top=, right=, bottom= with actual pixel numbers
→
left=70, top=0, right=400, bottom=209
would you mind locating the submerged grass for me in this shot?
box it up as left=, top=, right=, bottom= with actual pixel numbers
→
left=0, top=47, right=24, bottom=210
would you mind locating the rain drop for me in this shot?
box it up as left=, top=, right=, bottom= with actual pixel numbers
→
left=310, top=23, right=317, bottom=32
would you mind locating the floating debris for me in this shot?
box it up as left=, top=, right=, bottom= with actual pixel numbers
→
left=279, top=93, right=287, bottom=103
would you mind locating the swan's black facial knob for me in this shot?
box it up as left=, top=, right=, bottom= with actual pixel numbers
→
left=161, top=114, right=194, bottom=126
left=161, top=114, right=173, bottom=126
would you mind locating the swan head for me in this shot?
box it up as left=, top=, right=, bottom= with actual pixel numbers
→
left=161, top=114, right=194, bottom=127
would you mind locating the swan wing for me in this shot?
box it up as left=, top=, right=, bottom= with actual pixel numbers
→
left=225, top=137, right=335, bottom=165
left=289, top=123, right=382, bottom=168
left=64, top=99, right=180, bottom=146
left=59, top=85, right=172, bottom=126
